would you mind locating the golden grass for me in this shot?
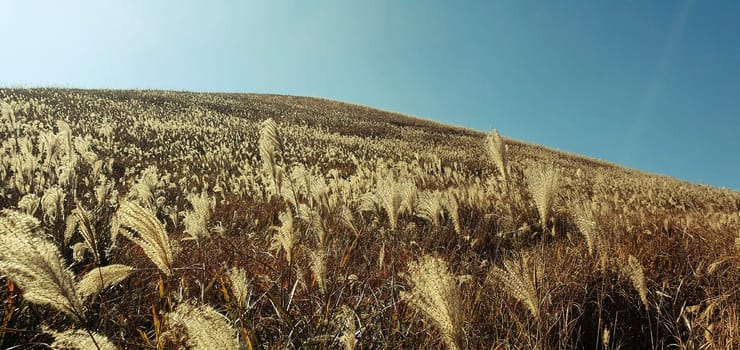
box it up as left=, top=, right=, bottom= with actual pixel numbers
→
left=0, top=210, right=84, bottom=321
left=0, top=88, right=738, bottom=348
left=44, top=327, right=117, bottom=350
left=164, top=301, right=238, bottom=350
left=400, top=255, right=466, bottom=350
left=76, top=264, right=134, bottom=301
left=114, top=201, right=174, bottom=276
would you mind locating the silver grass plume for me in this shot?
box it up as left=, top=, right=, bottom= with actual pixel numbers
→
left=17, top=193, right=40, bottom=216
left=259, top=118, right=285, bottom=199
left=227, top=267, right=251, bottom=309
left=360, top=178, right=416, bottom=230
left=572, top=201, right=609, bottom=271
left=309, top=247, right=327, bottom=294
left=299, top=204, right=327, bottom=248
left=524, top=164, right=560, bottom=227
left=340, top=206, right=359, bottom=236
left=0, top=210, right=84, bottom=320
left=488, top=253, right=542, bottom=320
left=41, top=186, right=65, bottom=223
left=38, top=130, right=62, bottom=169
left=45, top=327, right=117, bottom=350
left=55, top=120, right=73, bottom=161
left=76, top=264, right=134, bottom=301
left=621, top=255, right=649, bottom=310
left=400, top=255, right=465, bottom=350
left=485, top=129, right=509, bottom=183
left=335, top=305, right=358, bottom=350
left=164, top=301, right=238, bottom=350
left=64, top=205, right=100, bottom=263
left=114, top=201, right=174, bottom=276
left=281, top=165, right=307, bottom=209
left=182, top=191, right=214, bottom=241
left=441, top=192, right=462, bottom=235
left=415, top=191, right=443, bottom=228
left=269, top=209, right=296, bottom=264
left=127, top=166, right=160, bottom=209
left=71, top=242, right=92, bottom=264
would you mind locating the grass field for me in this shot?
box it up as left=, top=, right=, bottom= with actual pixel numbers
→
left=0, top=88, right=738, bottom=349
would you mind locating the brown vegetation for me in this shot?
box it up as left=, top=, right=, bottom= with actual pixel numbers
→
left=0, top=88, right=738, bottom=349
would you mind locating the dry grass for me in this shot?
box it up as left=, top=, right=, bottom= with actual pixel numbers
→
left=0, top=88, right=738, bottom=349
left=113, top=200, right=174, bottom=276
left=0, top=210, right=84, bottom=321
left=164, top=301, right=238, bottom=350
left=400, top=255, right=466, bottom=350
left=45, top=327, right=117, bottom=350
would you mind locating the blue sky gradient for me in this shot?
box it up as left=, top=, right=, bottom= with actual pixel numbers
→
left=1, top=1, right=738, bottom=189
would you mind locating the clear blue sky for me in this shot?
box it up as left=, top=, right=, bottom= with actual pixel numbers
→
left=1, top=1, right=738, bottom=189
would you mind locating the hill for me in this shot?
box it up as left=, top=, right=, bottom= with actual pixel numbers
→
left=0, top=88, right=738, bottom=349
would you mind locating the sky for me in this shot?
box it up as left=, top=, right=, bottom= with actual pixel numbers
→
left=1, top=1, right=738, bottom=189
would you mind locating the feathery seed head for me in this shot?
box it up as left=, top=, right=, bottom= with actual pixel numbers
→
left=41, top=186, right=65, bottom=223
left=621, top=255, right=649, bottom=310
left=0, top=210, right=84, bottom=320
left=486, top=129, right=508, bottom=183
left=487, top=253, right=542, bottom=320
left=400, top=255, right=465, bottom=350
left=269, top=209, right=296, bottom=264
left=259, top=118, right=285, bottom=199
left=164, top=301, right=238, bottom=350
left=182, top=191, right=215, bottom=241
left=309, top=247, right=327, bottom=294
left=415, top=191, right=443, bottom=228
left=76, top=264, right=134, bottom=301
left=227, top=267, right=250, bottom=309
left=17, top=193, right=40, bottom=216
left=525, top=164, right=560, bottom=227
left=45, top=327, right=117, bottom=350
left=115, top=201, right=174, bottom=276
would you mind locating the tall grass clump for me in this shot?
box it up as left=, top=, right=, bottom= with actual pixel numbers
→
left=400, top=255, right=466, bottom=350
left=64, top=205, right=102, bottom=263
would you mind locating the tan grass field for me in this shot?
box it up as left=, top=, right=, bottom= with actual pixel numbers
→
left=0, top=88, right=738, bottom=349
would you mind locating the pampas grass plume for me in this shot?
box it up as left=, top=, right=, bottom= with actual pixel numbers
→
left=227, top=267, right=250, bottom=309
left=165, top=301, right=238, bottom=350
left=45, top=327, right=117, bottom=350
left=0, top=210, right=83, bottom=320
left=115, top=201, right=174, bottom=276
left=488, top=254, right=541, bottom=320
left=76, top=264, right=134, bottom=301
left=400, top=255, right=465, bottom=350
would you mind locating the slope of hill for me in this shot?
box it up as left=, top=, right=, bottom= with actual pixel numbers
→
left=0, top=88, right=738, bottom=349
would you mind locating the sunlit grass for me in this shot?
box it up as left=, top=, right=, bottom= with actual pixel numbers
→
left=0, top=88, right=738, bottom=348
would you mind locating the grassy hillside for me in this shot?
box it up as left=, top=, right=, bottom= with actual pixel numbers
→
left=0, top=88, right=738, bottom=349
